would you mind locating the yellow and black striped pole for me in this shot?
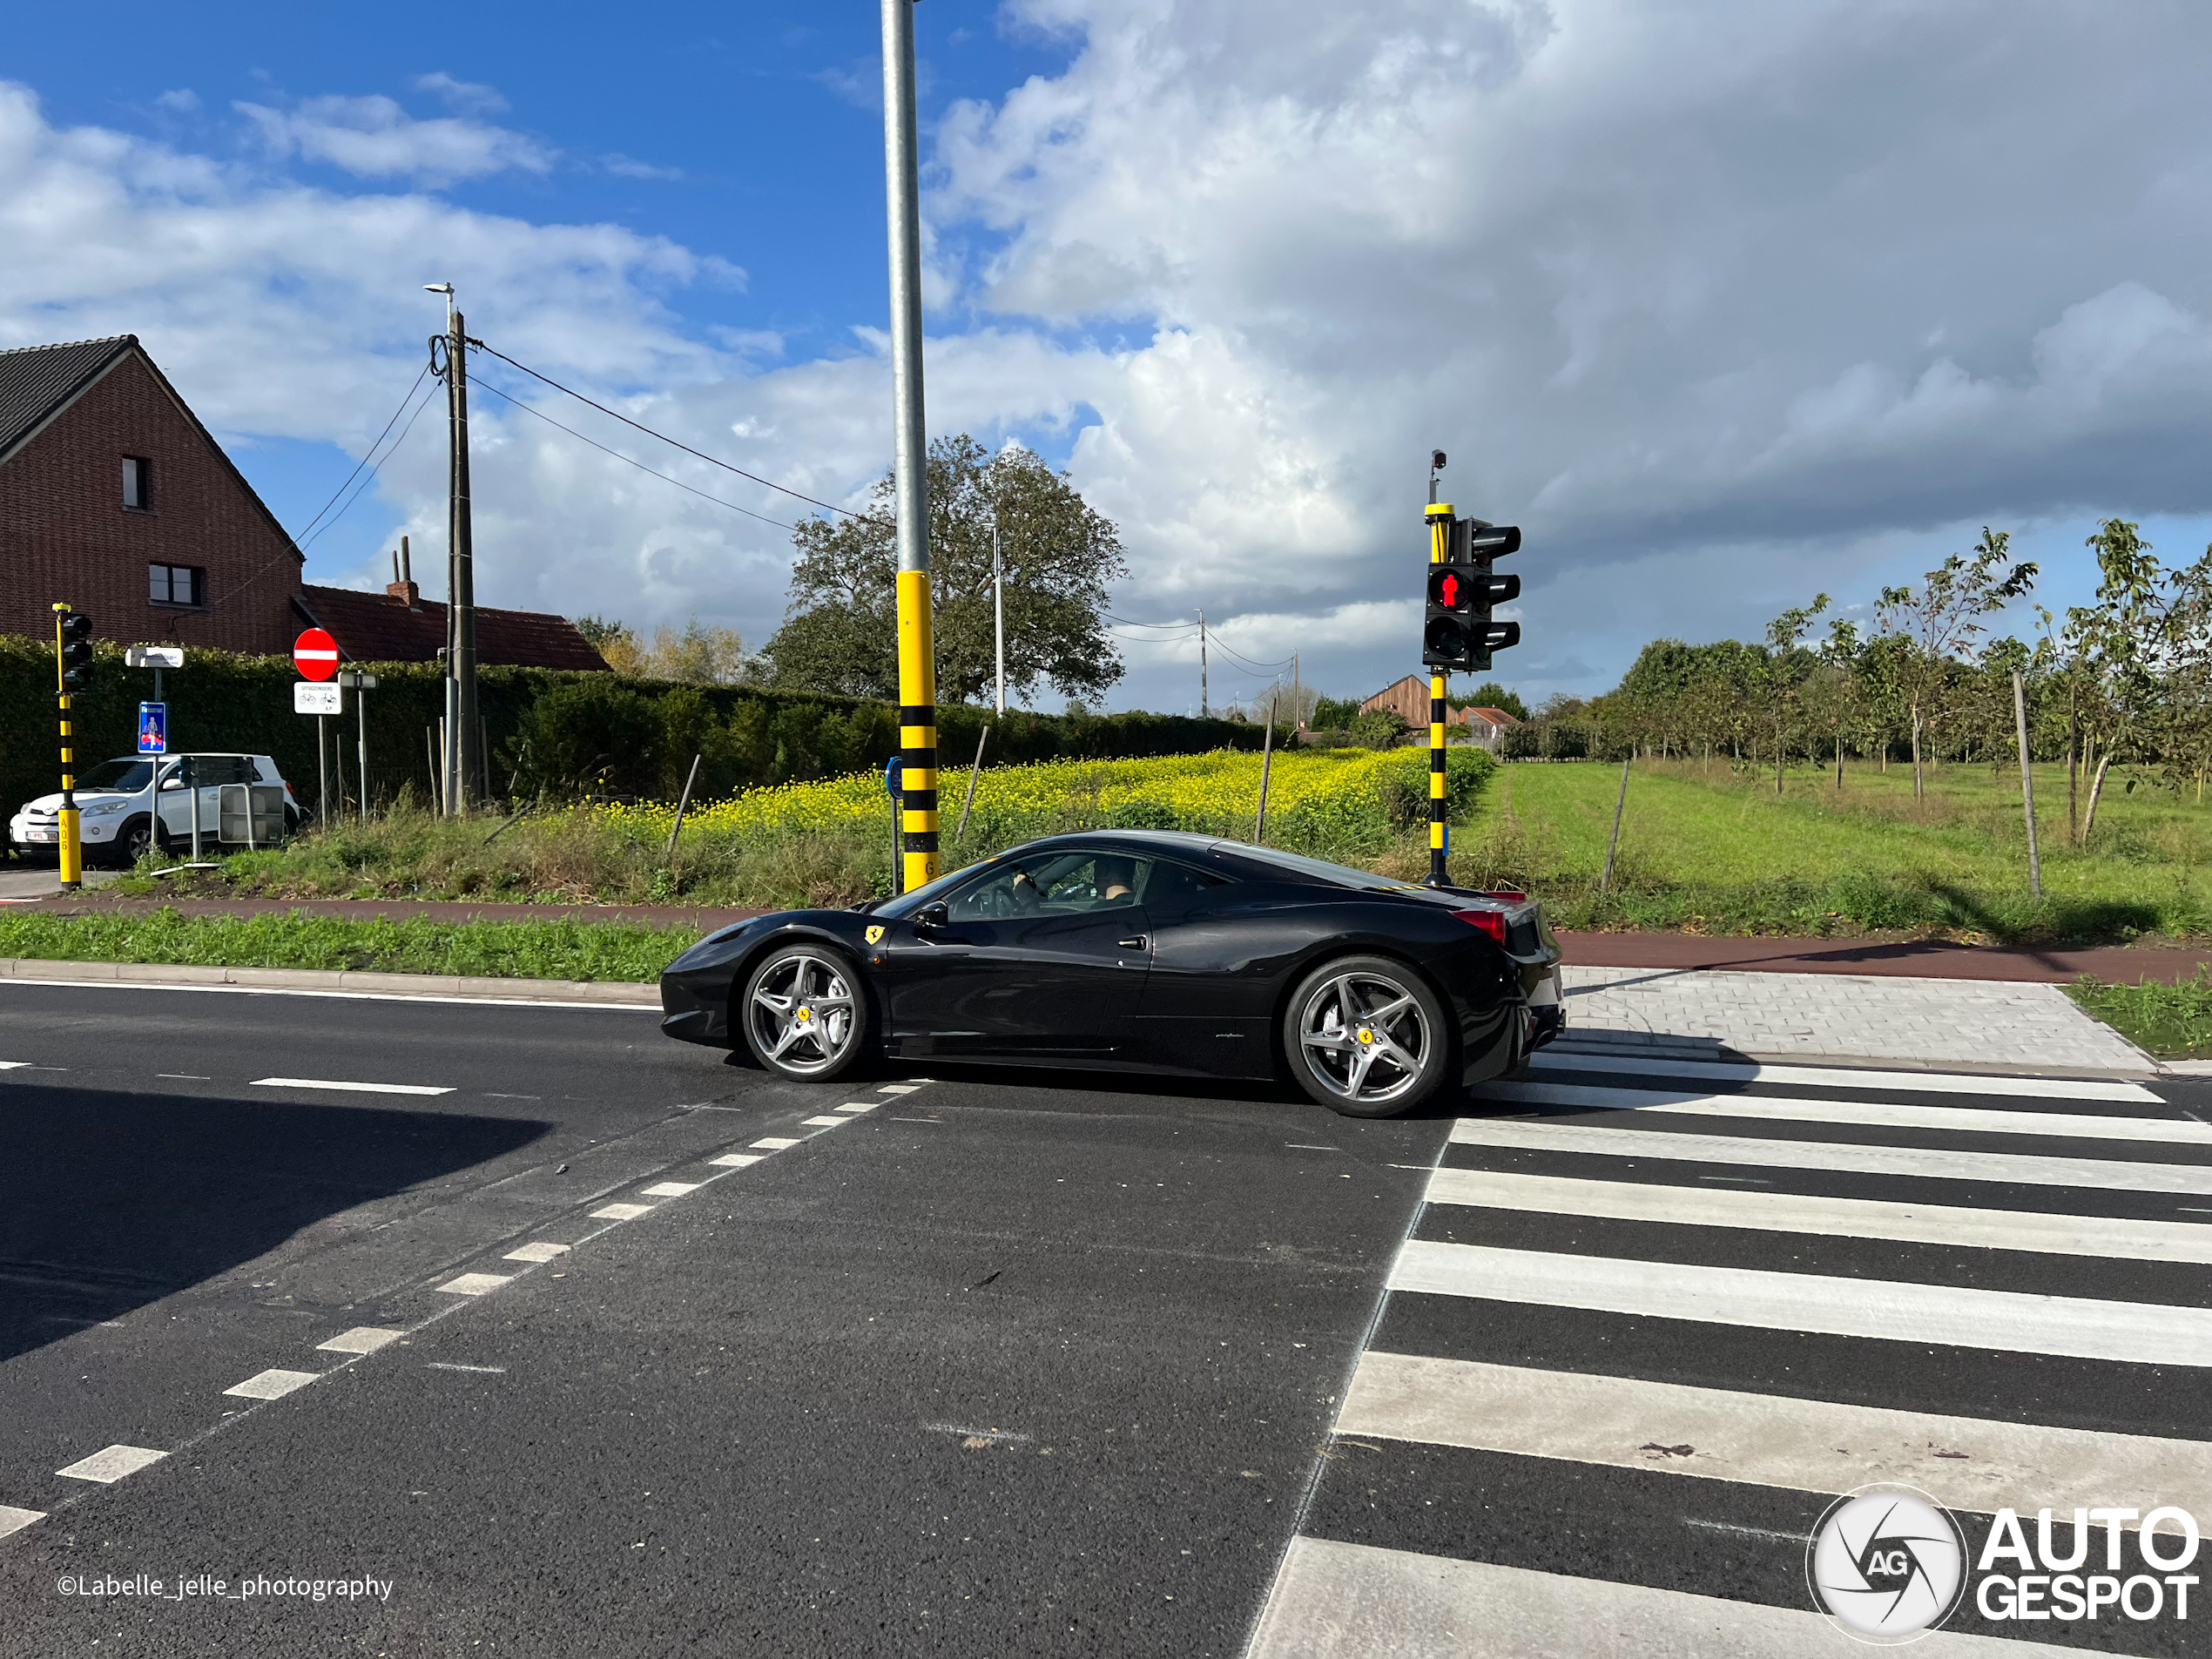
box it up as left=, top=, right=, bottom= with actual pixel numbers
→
left=52, top=602, right=82, bottom=891
left=1425, top=504, right=1452, bottom=887
left=897, top=571, right=939, bottom=892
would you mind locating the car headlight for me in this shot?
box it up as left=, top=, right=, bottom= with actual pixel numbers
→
left=80, top=799, right=127, bottom=817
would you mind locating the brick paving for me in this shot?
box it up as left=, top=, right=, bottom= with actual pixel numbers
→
left=1560, top=964, right=2158, bottom=1076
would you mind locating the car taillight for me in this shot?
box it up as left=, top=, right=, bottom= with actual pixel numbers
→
left=1451, top=908, right=1508, bottom=944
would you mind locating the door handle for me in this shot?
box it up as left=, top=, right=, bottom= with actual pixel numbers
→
left=1118, top=935, right=1148, bottom=950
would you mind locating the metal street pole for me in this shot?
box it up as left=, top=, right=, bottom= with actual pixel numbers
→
left=993, top=520, right=1006, bottom=717
left=51, top=604, right=80, bottom=892
left=1426, top=502, right=1453, bottom=887
left=1199, top=610, right=1208, bottom=718
left=883, top=0, right=938, bottom=891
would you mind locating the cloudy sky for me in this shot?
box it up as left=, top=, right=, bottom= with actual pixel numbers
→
left=8, top=1, right=2211, bottom=712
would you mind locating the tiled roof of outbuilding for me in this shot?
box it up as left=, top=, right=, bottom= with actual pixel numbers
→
left=293, top=584, right=610, bottom=671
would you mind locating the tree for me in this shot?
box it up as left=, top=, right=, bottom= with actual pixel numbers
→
left=1757, top=594, right=1829, bottom=794
left=761, top=435, right=1129, bottom=705
left=2067, top=518, right=2183, bottom=841
left=1453, top=682, right=1530, bottom=722
left=571, top=616, right=750, bottom=685
left=1873, top=529, right=2037, bottom=800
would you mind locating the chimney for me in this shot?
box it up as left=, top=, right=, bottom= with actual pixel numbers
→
left=386, top=535, right=421, bottom=609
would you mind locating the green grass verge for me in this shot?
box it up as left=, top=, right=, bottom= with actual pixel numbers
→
left=0, top=910, right=697, bottom=982
left=2067, top=971, right=2212, bottom=1060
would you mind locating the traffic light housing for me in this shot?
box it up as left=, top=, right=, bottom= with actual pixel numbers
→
left=1423, top=519, right=1521, bottom=671
left=57, top=610, right=94, bottom=691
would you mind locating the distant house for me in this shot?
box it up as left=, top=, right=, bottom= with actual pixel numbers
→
left=1357, top=676, right=1523, bottom=750
left=0, top=333, right=604, bottom=670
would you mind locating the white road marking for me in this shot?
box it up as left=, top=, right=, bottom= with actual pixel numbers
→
left=1448, top=1117, right=2212, bottom=1195
left=1246, top=1537, right=2085, bottom=1659
left=155, top=1074, right=212, bottom=1081
left=4, top=979, right=658, bottom=1012
left=0, top=1062, right=30, bottom=1070
left=640, top=1181, right=699, bottom=1197
left=223, top=1368, right=320, bottom=1401
left=801, top=1115, right=848, bottom=1128
left=503, top=1242, right=570, bottom=1264
left=427, top=1362, right=506, bottom=1374
left=0, top=1506, right=44, bottom=1541
left=709, top=1153, right=763, bottom=1168
left=751, top=1136, right=801, bottom=1150
left=1682, top=1520, right=1810, bottom=1544
left=250, top=1076, right=454, bottom=1096
left=318, top=1326, right=404, bottom=1354
left=1530, top=1049, right=2160, bottom=1103
left=1475, top=1079, right=2209, bottom=1143
left=879, top=1083, right=921, bottom=1094
left=835, top=1103, right=877, bottom=1114
left=57, top=1445, right=167, bottom=1484
left=1335, top=1351, right=2212, bottom=1514
left=1391, top=1239, right=2212, bottom=1366
left=1426, top=1165, right=2212, bottom=1263
left=590, top=1203, right=654, bottom=1221
left=436, top=1272, right=514, bottom=1296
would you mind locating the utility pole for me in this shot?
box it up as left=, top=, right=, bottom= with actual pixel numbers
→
left=428, top=282, right=478, bottom=815
left=1199, top=610, right=1209, bottom=718
left=882, top=0, right=938, bottom=891
left=1291, top=651, right=1300, bottom=735
left=1426, top=500, right=1452, bottom=886
left=993, top=519, right=1005, bottom=717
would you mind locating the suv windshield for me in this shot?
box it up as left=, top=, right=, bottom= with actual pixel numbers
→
left=78, top=759, right=155, bottom=793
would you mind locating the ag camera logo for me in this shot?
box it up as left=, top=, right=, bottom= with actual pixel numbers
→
left=1806, top=1486, right=1967, bottom=1642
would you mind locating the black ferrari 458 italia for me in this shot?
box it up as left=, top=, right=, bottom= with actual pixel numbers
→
left=659, top=828, right=1563, bottom=1117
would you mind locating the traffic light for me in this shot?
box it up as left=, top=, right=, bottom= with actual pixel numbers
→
left=58, top=610, right=94, bottom=691
left=1423, top=520, right=1522, bottom=671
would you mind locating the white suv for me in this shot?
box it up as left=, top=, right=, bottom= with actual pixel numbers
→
left=10, top=753, right=300, bottom=868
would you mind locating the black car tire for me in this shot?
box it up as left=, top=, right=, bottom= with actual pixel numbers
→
left=1283, top=954, right=1451, bottom=1118
left=108, top=815, right=157, bottom=868
left=738, top=942, right=873, bottom=1083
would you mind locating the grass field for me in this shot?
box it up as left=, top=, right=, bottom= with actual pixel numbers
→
left=2067, top=972, right=2212, bottom=1059
left=0, top=908, right=688, bottom=981
left=1446, top=756, right=2212, bottom=941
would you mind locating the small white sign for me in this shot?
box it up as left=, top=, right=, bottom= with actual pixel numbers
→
left=294, top=681, right=343, bottom=715
left=125, top=645, right=185, bottom=669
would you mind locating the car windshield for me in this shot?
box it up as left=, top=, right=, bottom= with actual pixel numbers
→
left=78, top=759, right=155, bottom=793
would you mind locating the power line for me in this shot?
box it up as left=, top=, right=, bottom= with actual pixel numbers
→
left=293, top=361, right=432, bottom=543
left=470, top=339, right=879, bottom=523
left=470, top=377, right=796, bottom=532
left=298, top=377, right=442, bottom=550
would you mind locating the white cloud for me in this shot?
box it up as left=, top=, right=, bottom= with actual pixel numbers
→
left=412, top=72, right=509, bottom=118
left=236, top=93, right=555, bottom=185
left=153, top=89, right=199, bottom=115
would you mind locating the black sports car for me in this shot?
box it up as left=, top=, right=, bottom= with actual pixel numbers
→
left=659, top=829, right=1564, bottom=1117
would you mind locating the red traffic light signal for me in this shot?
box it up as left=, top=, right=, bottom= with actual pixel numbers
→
left=1424, top=520, right=1523, bottom=671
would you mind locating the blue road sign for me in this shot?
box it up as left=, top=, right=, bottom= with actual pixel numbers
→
left=137, top=701, right=167, bottom=755
left=884, top=755, right=902, bottom=797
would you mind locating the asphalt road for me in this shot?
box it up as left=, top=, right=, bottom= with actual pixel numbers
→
left=0, top=980, right=1447, bottom=1656
left=3, top=981, right=2208, bottom=1656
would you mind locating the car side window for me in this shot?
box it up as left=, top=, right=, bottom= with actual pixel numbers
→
left=945, top=853, right=1153, bottom=921
left=1141, top=859, right=1234, bottom=903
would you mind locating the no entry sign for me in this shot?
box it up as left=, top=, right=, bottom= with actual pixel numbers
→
left=293, top=628, right=340, bottom=682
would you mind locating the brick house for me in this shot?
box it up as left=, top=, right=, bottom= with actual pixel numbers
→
left=1358, top=675, right=1523, bottom=749
left=0, top=334, right=604, bottom=669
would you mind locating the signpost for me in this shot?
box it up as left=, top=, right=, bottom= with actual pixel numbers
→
left=294, top=630, right=345, bottom=824
left=339, top=670, right=378, bottom=826
left=883, top=756, right=903, bottom=894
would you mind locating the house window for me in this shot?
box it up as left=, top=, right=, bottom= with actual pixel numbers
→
left=149, top=563, right=205, bottom=607
left=123, top=455, right=152, bottom=510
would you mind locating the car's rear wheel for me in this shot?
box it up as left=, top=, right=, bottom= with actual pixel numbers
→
left=1284, top=954, right=1450, bottom=1117
left=739, top=943, right=871, bottom=1082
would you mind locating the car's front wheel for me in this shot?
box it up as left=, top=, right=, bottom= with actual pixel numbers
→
left=108, top=815, right=158, bottom=868
left=738, top=943, right=871, bottom=1082
left=1284, top=954, right=1450, bottom=1117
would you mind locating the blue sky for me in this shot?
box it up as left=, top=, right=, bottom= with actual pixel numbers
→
left=7, top=2, right=2212, bottom=716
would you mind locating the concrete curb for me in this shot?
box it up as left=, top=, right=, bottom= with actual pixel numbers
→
left=1547, top=1035, right=2163, bottom=1083
left=0, top=956, right=660, bottom=1007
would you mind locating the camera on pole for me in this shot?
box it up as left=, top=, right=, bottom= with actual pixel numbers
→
left=1423, top=520, right=1522, bottom=672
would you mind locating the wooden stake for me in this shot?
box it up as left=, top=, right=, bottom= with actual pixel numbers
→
left=1600, top=756, right=1630, bottom=894
left=2013, top=671, right=2040, bottom=899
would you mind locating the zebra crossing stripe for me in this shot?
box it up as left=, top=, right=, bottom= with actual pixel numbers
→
left=1448, top=1117, right=2212, bottom=1196
left=1246, top=1537, right=2087, bottom=1659
left=1474, top=1080, right=2212, bottom=1144
left=1390, top=1239, right=2212, bottom=1366
left=1529, top=1051, right=2160, bottom=1104
left=1334, top=1351, right=2212, bottom=1514
left=1426, top=1166, right=2212, bottom=1263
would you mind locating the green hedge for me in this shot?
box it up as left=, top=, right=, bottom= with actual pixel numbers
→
left=0, top=634, right=1270, bottom=818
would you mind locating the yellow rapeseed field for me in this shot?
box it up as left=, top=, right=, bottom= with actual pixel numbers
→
left=591, top=745, right=1490, bottom=860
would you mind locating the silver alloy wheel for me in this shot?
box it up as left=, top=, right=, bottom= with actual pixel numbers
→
left=1297, top=969, right=1433, bottom=1106
left=746, top=950, right=860, bottom=1076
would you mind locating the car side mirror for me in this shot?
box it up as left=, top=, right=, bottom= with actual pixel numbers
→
left=914, top=901, right=949, bottom=932
left=160, top=778, right=184, bottom=791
